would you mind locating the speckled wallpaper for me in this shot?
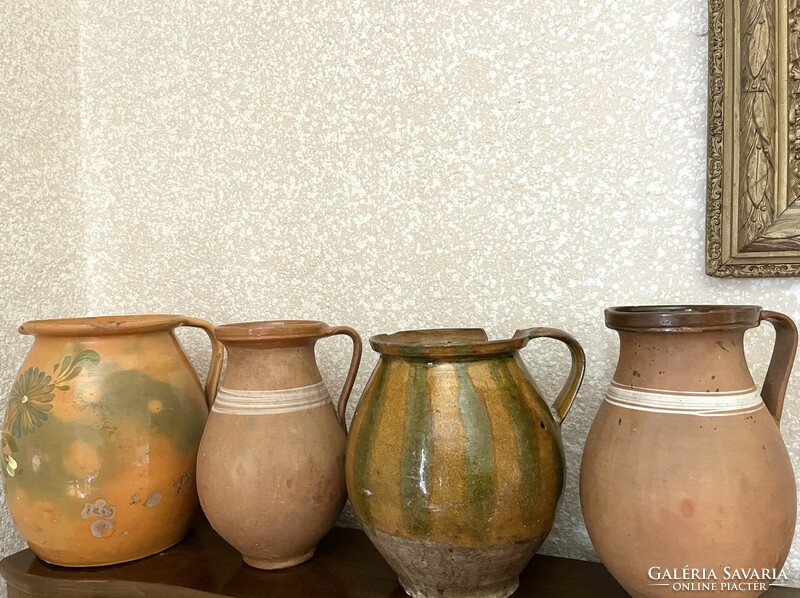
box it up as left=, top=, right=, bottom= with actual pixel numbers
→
left=3, top=0, right=800, bottom=591
left=1, top=1, right=86, bottom=567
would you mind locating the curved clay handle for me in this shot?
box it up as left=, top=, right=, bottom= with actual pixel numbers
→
left=514, top=327, right=586, bottom=424
left=320, top=325, right=363, bottom=427
left=759, top=310, right=798, bottom=426
left=177, top=317, right=225, bottom=409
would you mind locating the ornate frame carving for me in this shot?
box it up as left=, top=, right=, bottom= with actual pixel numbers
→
left=707, top=0, right=800, bottom=276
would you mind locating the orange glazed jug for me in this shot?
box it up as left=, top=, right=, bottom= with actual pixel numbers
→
left=2, top=315, right=223, bottom=566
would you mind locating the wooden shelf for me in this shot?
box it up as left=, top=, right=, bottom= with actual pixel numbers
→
left=1, top=518, right=798, bottom=597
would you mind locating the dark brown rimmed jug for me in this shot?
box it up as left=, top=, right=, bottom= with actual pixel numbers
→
left=581, top=305, right=798, bottom=598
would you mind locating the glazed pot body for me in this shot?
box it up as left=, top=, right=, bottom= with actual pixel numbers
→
left=196, top=320, right=361, bottom=569
left=581, top=306, right=798, bottom=598
left=346, top=328, right=585, bottom=598
left=2, top=315, right=223, bottom=566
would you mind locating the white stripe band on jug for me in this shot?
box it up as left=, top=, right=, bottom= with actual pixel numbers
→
left=212, top=381, right=331, bottom=415
left=604, top=383, right=762, bottom=416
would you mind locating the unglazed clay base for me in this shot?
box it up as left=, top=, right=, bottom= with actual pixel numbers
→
left=366, top=528, right=542, bottom=598
left=243, top=549, right=315, bottom=570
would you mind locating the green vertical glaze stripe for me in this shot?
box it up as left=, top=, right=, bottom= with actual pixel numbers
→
left=510, top=359, right=565, bottom=492
left=455, top=365, right=495, bottom=544
left=491, top=360, right=541, bottom=526
left=400, top=363, right=432, bottom=536
left=349, top=362, right=390, bottom=527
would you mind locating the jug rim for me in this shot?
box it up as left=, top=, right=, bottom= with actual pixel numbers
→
left=370, top=328, right=526, bottom=359
left=605, top=305, right=762, bottom=332
left=19, top=314, right=185, bottom=337
left=215, top=320, right=330, bottom=343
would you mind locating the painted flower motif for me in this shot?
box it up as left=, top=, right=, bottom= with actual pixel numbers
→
left=5, top=367, right=55, bottom=438
left=1, top=432, right=21, bottom=477
left=3, top=454, right=17, bottom=477
left=3, top=349, right=101, bottom=442
left=2, top=350, right=101, bottom=480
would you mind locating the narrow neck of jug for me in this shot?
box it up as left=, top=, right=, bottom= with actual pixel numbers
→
left=613, top=329, right=754, bottom=393
left=222, top=342, right=322, bottom=391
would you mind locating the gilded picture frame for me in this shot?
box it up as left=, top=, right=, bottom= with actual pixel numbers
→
left=707, top=0, right=800, bottom=276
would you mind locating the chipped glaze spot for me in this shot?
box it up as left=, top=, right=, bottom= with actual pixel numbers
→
left=81, top=498, right=116, bottom=521
left=90, top=519, right=115, bottom=538
left=174, top=473, right=192, bottom=496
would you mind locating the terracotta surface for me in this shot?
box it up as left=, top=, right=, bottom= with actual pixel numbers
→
left=1, top=315, right=224, bottom=566
left=581, top=305, right=798, bottom=598
left=196, top=320, right=362, bottom=569
left=346, top=327, right=585, bottom=598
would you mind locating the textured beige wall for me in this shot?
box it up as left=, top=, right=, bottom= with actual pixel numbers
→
left=4, top=0, right=800, bottom=590
left=0, top=0, right=87, bottom=572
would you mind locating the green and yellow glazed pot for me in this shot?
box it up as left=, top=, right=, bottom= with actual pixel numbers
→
left=1, top=315, right=223, bottom=566
left=346, top=328, right=585, bottom=598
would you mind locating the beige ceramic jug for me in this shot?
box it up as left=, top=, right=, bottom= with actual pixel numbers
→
left=581, top=306, right=797, bottom=598
left=196, top=320, right=361, bottom=569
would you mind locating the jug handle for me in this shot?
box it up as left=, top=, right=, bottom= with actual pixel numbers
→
left=514, top=327, right=586, bottom=424
left=759, top=310, right=798, bottom=426
left=177, top=317, right=225, bottom=409
left=320, top=326, right=363, bottom=427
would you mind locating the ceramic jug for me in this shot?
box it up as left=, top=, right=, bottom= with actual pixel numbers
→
left=196, top=320, right=361, bottom=569
left=581, top=306, right=798, bottom=598
left=2, top=315, right=223, bottom=566
left=345, top=327, right=586, bottom=598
